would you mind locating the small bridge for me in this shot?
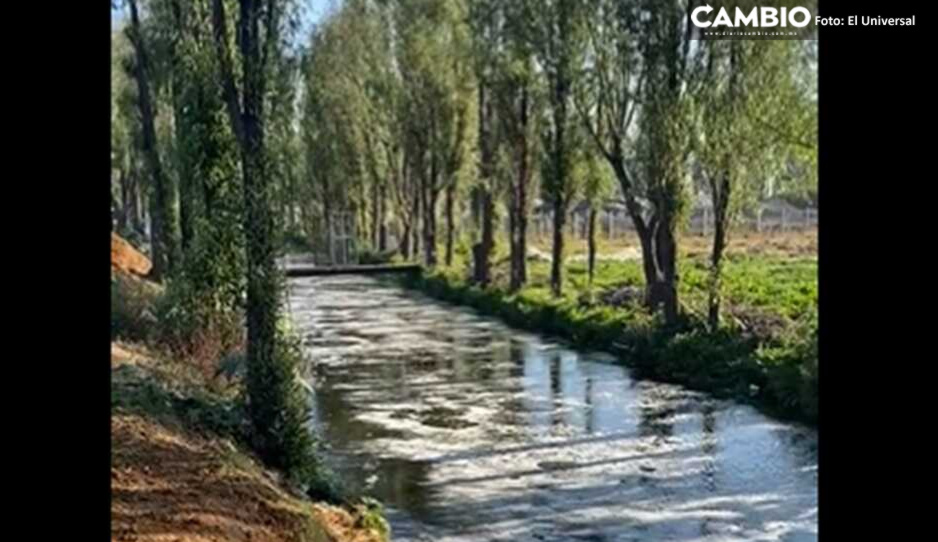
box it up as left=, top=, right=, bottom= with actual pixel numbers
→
left=284, top=263, right=421, bottom=277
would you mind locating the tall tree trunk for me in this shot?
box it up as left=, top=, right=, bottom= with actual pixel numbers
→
left=423, top=186, right=438, bottom=267
left=213, top=0, right=298, bottom=460
left=444, top=182, right=455, bottom=266
left=708, top=44, right=741, bottom=331
left=479, top=190, right=494, bottom=284
left=412, top=183, right=421, bottom=259
left=548, top=61, right=569, bottom=298
left=508, top=206, right=518, bottom=287
left=118, top=169, right=130, bottom=232
left=475, top=80, right=497, bottom=285
left=508, top=176, right=527, bottom=292
left=635, top=225, right=659, bottom=306
left=378, top=185, right=388, bottom=251
left=655, top=215, right=680, bottom=326
left=128, top=0, right=178, bottom=281
left=179, top=177, right=194, bottom=252
left=708, top=177, right=731, bottom=331
left=323, top=198, right=333, bottom=264
left=508, top=86, right=531, bottom=292
left=371, top=181, right=380, bottom=250
left=587, top=206, right=597, bottom=286
left=169, top=1, right=193, bottom=255
left=513, top=184, right=528, bottom=288
left=133, top=173, right=145, bottom=233
left=400, top=222, right=410, bottom=259
left=613, top=156, right=680, bottom=324
left=550, top=197, right=565, bottom=296
left=423, top=127, right=438, bottom=267
left=400, top=211, right=411, bottom=260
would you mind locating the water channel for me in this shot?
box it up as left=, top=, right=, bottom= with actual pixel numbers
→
left=287, top=275, right=818, bottom=542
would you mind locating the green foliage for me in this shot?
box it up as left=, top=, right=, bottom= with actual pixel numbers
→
left=111, top=274, right=161, bottom=342
left=756, top=309, right=818, bottom=421
left=305, top=464, right=347, bottom=505
left=357, top=247, right=396, bottom=265
left=353, top=497, right=391, bottom=542
left=112, top=361, right=248, bottom=441
left=281, top=229, right=314, bottom=255
left=245, top=330, right=322, bottom=486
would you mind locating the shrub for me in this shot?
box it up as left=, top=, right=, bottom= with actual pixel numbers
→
left=357, top=247, right=396, bottom=265
left=280, top=229, right=313, bottom=254
left=242, top=330, right=342, bottom=497
left=111, top=273, right=161, bottom=342
left=757, top=309, right=818, bottom=422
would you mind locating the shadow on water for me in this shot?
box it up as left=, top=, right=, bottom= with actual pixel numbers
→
left=289, top=275, right=817, bottom=541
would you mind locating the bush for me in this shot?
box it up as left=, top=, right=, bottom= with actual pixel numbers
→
left=757, top=309, right=818, bottom=422
left=357, top=247, right=396, bottom=265
left=152, top=277, right=245, bottom=380
left=280, top=229, right=313, bottom=254
left=305, top=463, right=347, bottom=505
left=111, top=273, right=161, bottom=342
left=242, top=330, right=335, bottom=494
left=112, top=361, right=247, bottom=442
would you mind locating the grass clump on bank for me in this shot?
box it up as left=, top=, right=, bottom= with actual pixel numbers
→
left=400, top=254, right=818, bottom=425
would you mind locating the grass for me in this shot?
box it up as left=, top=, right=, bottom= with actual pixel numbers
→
left=398, top=248, right=818, bottom=426
left=111, top=344, right=249, bottom=445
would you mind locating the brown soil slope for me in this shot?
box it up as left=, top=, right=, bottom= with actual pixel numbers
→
left=112, top=233, right=152, bottom=277
left=111, top=347, right=385, bottom=542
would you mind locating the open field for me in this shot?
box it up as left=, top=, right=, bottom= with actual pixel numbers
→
left=528, top=229, right=818, bottom=261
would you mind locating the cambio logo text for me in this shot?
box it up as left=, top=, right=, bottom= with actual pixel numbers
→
left=691, top=5, right=813, bottom=29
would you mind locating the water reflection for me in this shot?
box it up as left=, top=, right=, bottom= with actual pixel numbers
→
left=288, top=275, right=818, bottom=541
left=701, top=402, right=718, bottom=493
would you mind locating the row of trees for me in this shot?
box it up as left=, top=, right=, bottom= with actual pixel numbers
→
left=111, top=0, right=318, bottom=483
left=291, top=0, right=816, bottom=328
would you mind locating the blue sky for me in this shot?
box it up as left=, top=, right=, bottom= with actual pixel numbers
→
left=111, top=0, right=336, bottom=36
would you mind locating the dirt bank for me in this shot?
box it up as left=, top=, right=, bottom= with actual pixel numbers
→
left=112, top=232, right=152, bottom=277
left=111, top=344, right=386, bottom=542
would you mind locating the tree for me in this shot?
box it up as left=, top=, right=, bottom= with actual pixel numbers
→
left=112, top=26, right=147, bottom=238
left=162, top=0, right=246, bottom=321
left=577, top=0, right=698, bottom=324
left=467, top=0, right=500, bottom=285
left=520, top=0, right=588, bottom=297
left=211, top=0, right=315, bottom=479
left=695, top=38, right=817, bottom=329
left=301, top=18, right=365, bottom=260
left=394, top=0, right=473, bottom=268
left=491, top=1, right=541, bottom=292
left=125, top=0, right=181, bottom=280
left=576, top=137, right=614, bottom=286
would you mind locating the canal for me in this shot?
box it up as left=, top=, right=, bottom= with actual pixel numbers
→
left=287, top=275, right=817, bottom=542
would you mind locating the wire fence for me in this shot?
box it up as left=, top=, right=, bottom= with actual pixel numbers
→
left=531, top=204, right=818, bottom=240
